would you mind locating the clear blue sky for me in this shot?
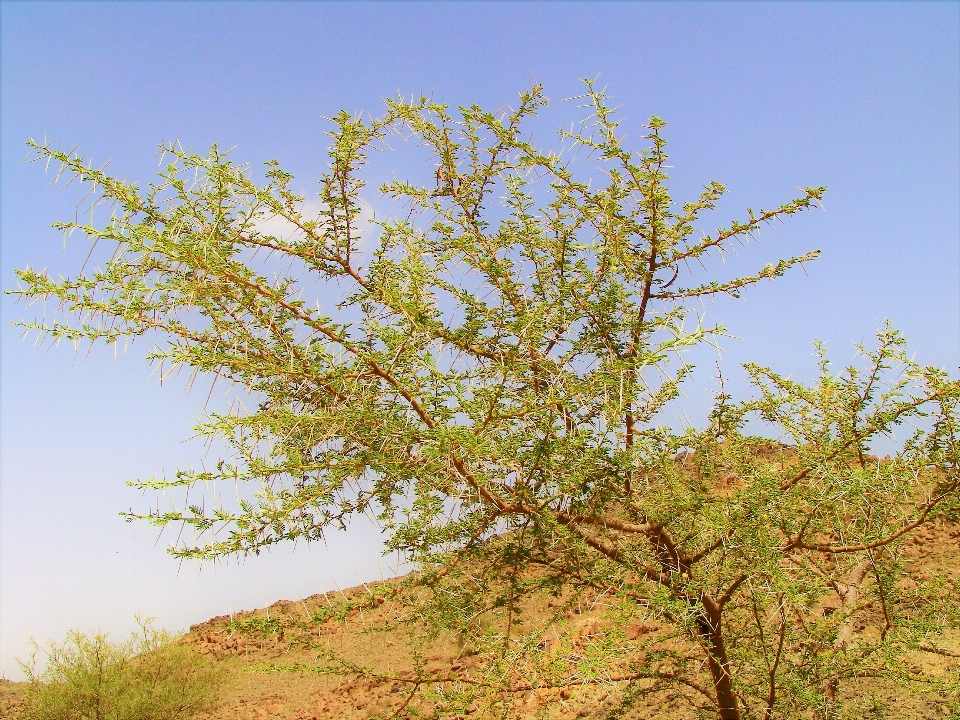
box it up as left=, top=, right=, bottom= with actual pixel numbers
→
left=2, top=1, right=957, bottom=678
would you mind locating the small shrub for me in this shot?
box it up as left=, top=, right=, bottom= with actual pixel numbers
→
left=18, top=617, right=220, bottom=720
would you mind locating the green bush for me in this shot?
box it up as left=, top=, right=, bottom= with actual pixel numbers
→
left=18, top=618, right=219, bottom=720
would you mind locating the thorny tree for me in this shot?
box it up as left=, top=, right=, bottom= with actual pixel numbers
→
left=13, top=82, right=960, bottom=719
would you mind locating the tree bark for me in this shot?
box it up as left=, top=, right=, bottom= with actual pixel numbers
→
left=822, top=557, right=873, bottom=701
left=699, top=597, right=741, bottom=720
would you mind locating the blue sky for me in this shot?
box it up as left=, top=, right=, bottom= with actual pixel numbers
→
left=2, top=1, right=957, bottom=677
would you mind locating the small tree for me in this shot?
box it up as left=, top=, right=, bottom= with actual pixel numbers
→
left=13, top=81, right=959, bottom=719
left=18, top=619, right=220, bottom=720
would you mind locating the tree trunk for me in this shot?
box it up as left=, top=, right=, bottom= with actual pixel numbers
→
left=822, top=558, right=873, bottom=701
left=699, top=598, right=741, bottom=720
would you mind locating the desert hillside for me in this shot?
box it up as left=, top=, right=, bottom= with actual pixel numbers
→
left=3, top=521, right=959, bottom=720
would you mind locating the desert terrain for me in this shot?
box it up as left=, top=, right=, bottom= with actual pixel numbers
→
left=3, top=521, right=958, bottom=720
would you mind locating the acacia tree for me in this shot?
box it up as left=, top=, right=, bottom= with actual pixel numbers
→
left=19, top=618, right=219, bottom=720
left=14, top=82, right=960, bottom=719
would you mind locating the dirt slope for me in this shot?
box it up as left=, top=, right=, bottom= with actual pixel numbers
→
left=3, top=523, right=959, bottom=720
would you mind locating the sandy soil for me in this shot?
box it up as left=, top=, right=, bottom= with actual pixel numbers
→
left=3, top=523, right=958, bottom=720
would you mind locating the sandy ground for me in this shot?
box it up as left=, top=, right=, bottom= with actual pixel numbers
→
left=3, top=522, right=958, bottom=720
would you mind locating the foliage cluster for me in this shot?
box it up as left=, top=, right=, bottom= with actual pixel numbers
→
left=13, top=80, right=960, bottom=719
left=225, top=587, right=388, bottom=639
left=18, top=619, right=220, bottom=720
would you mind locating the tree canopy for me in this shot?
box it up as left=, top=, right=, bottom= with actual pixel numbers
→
left=14, top=81, right=959, bottom=720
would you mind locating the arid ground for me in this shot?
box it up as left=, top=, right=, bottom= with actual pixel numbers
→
left=2, top=521, right=958, bottom=720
